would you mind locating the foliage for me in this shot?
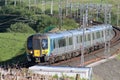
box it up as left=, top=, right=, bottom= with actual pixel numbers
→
left=0, top=5, right=35, bottom=17
left=111, top=12, right=118, bottom=26
left=36, top=14, right=58, bottom=33
left=45, top=9, right=52, bottom=15
left=26, top=6, right=42, bottom=14
left=62, top=18, right=78, bottom=30
left=7, top=22, right=35, bottom=33
left=45, top=9, right=59, bottom=15
left=53, top=74, right=58, bottom=79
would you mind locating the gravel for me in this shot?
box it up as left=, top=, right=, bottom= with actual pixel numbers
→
left=93, top=57, right=120, bottom=80
left=88, top=41, right=120, bottom=80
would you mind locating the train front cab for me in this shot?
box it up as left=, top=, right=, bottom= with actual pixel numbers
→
left=27, top=34, right=49, bottom=62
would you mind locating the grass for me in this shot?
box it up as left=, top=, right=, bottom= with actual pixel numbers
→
left=0, top=33, right=31, bottom=62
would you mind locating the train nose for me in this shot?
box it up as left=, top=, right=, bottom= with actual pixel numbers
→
left=34, top=50, right=40, bottom=57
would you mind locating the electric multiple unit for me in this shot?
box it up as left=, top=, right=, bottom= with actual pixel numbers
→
left=26, top=24, right=114, bottom=63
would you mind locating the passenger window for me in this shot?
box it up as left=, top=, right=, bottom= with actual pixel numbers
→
left=69, top=37, right=73, bottom=45
left=80, top=35, right=82, bottom=43
left=106, top=29, right=110, bottom=36
left=84, top=35, right=86, bottom=41
left=58, top=38, right=66, bottom=47
left=102, top=31, right=104, bottom=37
left=88, top=34, right=91, bottom=41
left=76, top=36, right=80, bottom=43
left=96, top=31, right=100, bottom=38
left=53, top=39, right=55, bottom=49
left=82, top=35, right=86, bottom=41
left=92, top=33, right=95, bottom=40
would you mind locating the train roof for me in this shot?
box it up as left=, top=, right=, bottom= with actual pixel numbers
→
left=46, top=24, right=112, bottom=39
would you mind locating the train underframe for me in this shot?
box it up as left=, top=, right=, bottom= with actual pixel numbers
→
left=48, top=43, right=105, bottom=64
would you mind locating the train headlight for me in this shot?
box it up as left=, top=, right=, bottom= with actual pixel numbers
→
left=30, top=51, right=33, bottom=54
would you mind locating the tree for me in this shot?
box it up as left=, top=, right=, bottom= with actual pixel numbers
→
left=36, top=14, right=58, bottom=33
left=62, top=18, right=78, bottom=30
left=7, top=22, right=35, bottom=33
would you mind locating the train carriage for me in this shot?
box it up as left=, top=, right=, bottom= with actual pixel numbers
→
left=26, top=24, right=114, bottom=63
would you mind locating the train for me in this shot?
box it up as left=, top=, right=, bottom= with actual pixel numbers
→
left=26, top=24, right=114, bottom=63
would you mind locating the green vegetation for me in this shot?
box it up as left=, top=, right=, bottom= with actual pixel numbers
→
left=35, top=14, right=59, bottom=33
left=0, top=33, right=31, bottom=62
left=62, top=18, right=78, bottom=30
left=53, top=74, right=58, bottom=79
left=7, top=22, right=35, bottom=33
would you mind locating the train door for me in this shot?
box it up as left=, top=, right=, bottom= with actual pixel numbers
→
left=33, top=36, right=41, bottom=57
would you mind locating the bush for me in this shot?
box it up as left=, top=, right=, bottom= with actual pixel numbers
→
left=7, top=22, right=35, bottom=33
left=36, top=14, right=58, bottom=33
left=62, top=18, right=78, bottom=30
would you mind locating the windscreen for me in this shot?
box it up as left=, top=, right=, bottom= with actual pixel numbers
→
left=42, top=39, right=48, bottom=49
left=27, top=36, right=33, bottom=50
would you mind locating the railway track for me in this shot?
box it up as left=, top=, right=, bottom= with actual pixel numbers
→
left=51, top=26, right=120, bottom=66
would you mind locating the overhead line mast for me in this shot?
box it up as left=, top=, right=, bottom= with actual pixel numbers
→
left=104, top=1, right=111, bottom=58
left=42, top=0, right=46, bottom=14
left=80, top=2, right=88, bottom=67
left=50, top=0, right=53, bottom=15
left=81, top=14, right=85, bottom=67
left=117, top=4, right=120, bottom=27
left=5, top=0, right=7, bottom=6
left=59, top=0, right=62, bottom=30
left=29, top=0, right=31, bottom=10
